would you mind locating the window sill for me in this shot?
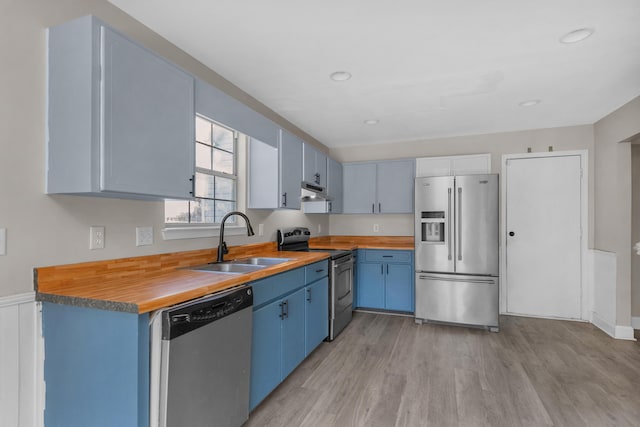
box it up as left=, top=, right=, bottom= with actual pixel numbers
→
left=162, top=225, right=247, bottom=241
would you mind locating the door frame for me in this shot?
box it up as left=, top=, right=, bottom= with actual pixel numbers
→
left=500, top=150, right=590, bottom=320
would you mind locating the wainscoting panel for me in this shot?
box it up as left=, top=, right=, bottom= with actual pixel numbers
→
left=0, top=293, right=42, bottom=427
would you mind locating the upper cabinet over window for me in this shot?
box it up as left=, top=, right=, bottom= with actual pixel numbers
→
left=47, top=16, right=195, bottom=200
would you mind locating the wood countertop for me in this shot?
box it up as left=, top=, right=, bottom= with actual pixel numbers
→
left=309, top=235, right=414, bottom=251
left=35, top=242, right=329, bottom=314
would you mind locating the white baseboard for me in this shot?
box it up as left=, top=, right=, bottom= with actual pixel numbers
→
left=632, top=316, right=640, bottom=330
left=592, top=312, right=636, bottom=341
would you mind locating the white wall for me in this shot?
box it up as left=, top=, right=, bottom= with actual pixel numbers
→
left=329, top=125, right=595, bottom=242
left=593, top=95, right=640, bottom=327
left=0, top=0, right=328, bottom=299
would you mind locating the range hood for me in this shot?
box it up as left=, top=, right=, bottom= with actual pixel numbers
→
left=301, top=181, right=329, bottom=201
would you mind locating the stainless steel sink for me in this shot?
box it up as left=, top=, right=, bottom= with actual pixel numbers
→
left=230, top=257, right=292, bottom=266
left=189, top=263, right=267, bottom=274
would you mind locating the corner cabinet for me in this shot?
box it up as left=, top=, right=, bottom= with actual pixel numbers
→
left=356, top=250, right=414, bottom=313
left=47, top=15, right=195, bottom=199
left=249, top=261, right=328, bottom=410
left=343, top=159, right=415, bottom=214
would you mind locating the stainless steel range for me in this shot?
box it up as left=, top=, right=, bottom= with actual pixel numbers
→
left=277, top=227, right=354, bottom=341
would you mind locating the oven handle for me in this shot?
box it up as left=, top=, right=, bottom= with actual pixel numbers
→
left=337, top=289, right=352, bottom=301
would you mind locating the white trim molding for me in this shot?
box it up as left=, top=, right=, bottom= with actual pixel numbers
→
left=0, top=293, right=44, bottom=427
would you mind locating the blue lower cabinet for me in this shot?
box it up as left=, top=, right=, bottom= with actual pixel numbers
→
left=249, top=300, right=283, bottom=410
left=356, top=250, right=414, bottom=313
left=42, top=303, right=149, bottom=427
left=305, top=277, right=329, bottom=356
left=385, top=263, right=414, bottom=312
left=358, top=263, right=385, bottom=309
left=250, top=265, right=329, bottom=411
left=281, top=287, right=306, bottom=379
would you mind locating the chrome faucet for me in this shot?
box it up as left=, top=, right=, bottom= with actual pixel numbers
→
left=217, top=211, right=255, bottom=263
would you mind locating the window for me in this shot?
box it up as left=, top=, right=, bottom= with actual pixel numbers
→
left=165, top=116, right=237, bottom=225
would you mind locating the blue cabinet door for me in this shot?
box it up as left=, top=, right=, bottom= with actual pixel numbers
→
left=385, top=263, right=414, bottom=312
left=357, top=262, right=385, bottom=309
left=279, top=130, right=303, bottom=209
left=281, top=288, right=306, bottom=379
left=305, top=278, right=329, bottom=356
left=250, top=300, right=282, bottom=410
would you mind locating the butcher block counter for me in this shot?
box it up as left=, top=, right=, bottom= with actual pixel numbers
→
left=309, top=235, right=414, bottom=251
left=35, top=242, right=328, bottom=314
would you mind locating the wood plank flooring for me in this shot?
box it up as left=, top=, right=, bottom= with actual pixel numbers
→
left=245, top=312, right=640, bottom=427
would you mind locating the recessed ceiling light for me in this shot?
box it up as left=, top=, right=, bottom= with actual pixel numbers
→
left=330, top=71, right=352, bottom=82
left=559, top=28, right=594, bottom=44
left=518, top=99, right=541, bottom=107
left=364, top=119, right=379, bottom=125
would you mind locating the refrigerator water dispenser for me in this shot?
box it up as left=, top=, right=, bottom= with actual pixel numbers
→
left=421, top=211, right=445, bottom=243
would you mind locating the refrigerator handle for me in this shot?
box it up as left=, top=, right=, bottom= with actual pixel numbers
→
left=447, top=188, right=452, bottom=261
left=457, top=187, right=462, bottom=261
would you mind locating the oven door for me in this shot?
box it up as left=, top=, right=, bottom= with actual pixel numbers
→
left=332, top=255, right=354, bottom=319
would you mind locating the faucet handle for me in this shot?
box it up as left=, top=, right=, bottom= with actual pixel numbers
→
left=221, top=241, right=229, bottom=255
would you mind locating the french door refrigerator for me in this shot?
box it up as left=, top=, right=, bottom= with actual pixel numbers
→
left=414, top=174, right=499, bottom=331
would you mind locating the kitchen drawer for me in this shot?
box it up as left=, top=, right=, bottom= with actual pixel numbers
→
left=305, top=260, right=329, bottom=284
left=251, top=268, right=305, bottom=308
left=364, top=250, right=412, bottom=263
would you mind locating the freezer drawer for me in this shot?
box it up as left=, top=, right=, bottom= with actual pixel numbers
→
left=415, top=273, right=498, bottom=330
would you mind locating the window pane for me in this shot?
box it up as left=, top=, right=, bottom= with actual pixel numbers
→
left=213, top=149, right=234, bottom=174
left=194, top=172, right=215, bottom=199
left=215, top=176, right=236, bottom=201
left=195, top=117, right=212, bottom=144
left=195, top=143, right=212, bottom=170
left=165, top=200, right=190, bottom=223
left=212, top=124, right=234, bottom=152
left=215, top=200, right=236, bottom=223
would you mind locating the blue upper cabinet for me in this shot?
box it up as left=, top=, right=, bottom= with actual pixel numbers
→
left=327, top=158, right=344, bottom=213
left=279, top=130, right=303, bottom=210
left=343, top=160, right=415, bottom=214
left=47, top=16, right=195, bottom=200
left=303, top=143, right=328, bottom=187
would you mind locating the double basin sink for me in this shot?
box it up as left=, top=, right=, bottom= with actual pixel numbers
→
left=188, top=257, right=292, bottom=275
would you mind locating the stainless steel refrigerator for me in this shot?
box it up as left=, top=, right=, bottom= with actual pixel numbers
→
left=414, top=174, right=499, bottom=331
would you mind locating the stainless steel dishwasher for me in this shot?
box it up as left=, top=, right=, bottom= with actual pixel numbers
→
left=156, top=286, right=253, bottom=427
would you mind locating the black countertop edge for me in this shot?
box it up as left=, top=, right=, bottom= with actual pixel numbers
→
left=36, top=292, right=139, bottom=314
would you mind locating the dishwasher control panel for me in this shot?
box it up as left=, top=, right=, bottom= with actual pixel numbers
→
left=161, top=286, right=253, bottom=340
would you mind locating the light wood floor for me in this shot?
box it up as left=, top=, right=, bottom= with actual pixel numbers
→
left=245, top=312, right=640, bottom=427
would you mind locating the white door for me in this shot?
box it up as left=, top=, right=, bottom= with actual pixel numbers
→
left=505, top=155, right=582, bottom=319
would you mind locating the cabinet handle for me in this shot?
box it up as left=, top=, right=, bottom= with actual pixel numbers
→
left=328, top=201, right=332, bottom=212
left=307, top=288, right=312, bottom=302
left=386, top=264, right=389, bottom=275
left=372, top=203, right=375, bottom=213
left=314, top=172, right=320, bottom=184
left=282, top=192, right=287, bottom=207
left=315, top=269, right=324, bottom=273
left=188, top=175, right=195, bottom=196
left=382, top=255, right=393, bottom=258
left=279, top=302, right=284, bottom=319
left=283, top=300, right=289, bottom=318
left=379, top=202, right=381, bottom=213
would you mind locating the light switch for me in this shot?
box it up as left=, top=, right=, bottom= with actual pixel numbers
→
left=0, top=228, right=6, bottom=256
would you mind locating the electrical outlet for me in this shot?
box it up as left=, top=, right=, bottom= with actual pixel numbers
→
left=258, top=224, right=264, bottom=236
left=136, top=226, right=153, bottom=246
left=317, top=224, right=322, bottom=234
left=373, top=224, right=380, bottom=233
left=90, top=226, right=105, bottom=250
left=0, top=228, right=6, bottom=256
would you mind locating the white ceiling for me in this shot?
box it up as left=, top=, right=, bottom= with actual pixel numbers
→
left=108, top=0, right=640, bottom=148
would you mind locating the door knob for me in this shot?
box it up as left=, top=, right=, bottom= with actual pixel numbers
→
left=509, top=231, right=515, bottom=237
